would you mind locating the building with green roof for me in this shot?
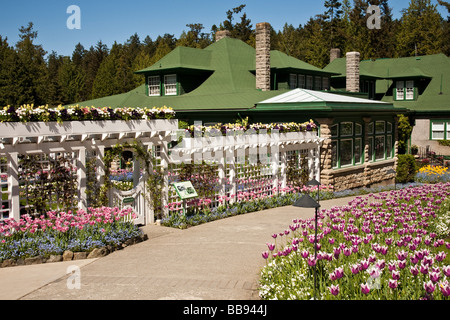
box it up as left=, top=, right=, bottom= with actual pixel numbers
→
left=72, top=23, right=408, bottom=191
left=324, top=52, right=450, bottom=156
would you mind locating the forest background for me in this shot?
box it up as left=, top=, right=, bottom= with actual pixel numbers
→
left=0, top=0, right=449, bottom=107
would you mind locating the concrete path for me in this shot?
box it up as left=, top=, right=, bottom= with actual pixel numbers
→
left=0, top=196, right=360, bottom=300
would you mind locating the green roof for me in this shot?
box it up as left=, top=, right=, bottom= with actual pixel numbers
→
left=324, top=53, right=450, bottom=113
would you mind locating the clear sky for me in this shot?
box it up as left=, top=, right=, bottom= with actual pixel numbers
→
left=0, top=0, right=447, bottom=57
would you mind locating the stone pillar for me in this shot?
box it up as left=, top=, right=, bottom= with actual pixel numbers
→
left=255, top=22, right=271, bottom=91
left=330, top=48, right=341, bottom=63
left=346, top=51, right=360, bottom=92
left=316, top=118, right=334, bottom=186
left=215, top=30, right=231, bottom=42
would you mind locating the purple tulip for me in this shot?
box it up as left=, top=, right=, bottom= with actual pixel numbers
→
left=423, top=281, right=435, bottom=294
left=420, top=264, right=429, bottom=275
left=429, top=272, right=440, bottom=283
left=435, top=251, right=446, bottom=262
left=388, top=262, right=396, bottom=272
left=262, top=251, right=269, bottom=259
left=410, top=266, right=419, bottom=276
left=328, top=284, right=339, bottom=296
left=389, top=279, right=398, bottom=289
left=301, top=249, right=309, bottom=259
left=397, top=250, right=408, bottom=261
left=443, top=266, right=450, bottom=277
left=440, top=281, right=450, bottom=297
left=343, top=247, right=351, bottom=257
left=361, top=283, right=370, bottom=295
left=392, top=270, right=400, bottom=280
left=351, top=264, right=360, bottom=275
left=267, top=243, right=275, bottom=251
left=398, top=260, right=406, bottom=270
left=307, top=256, right=316, bottom=267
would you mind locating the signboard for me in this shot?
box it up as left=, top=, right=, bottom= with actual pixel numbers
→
left=173, top=181, right=198, bottom=200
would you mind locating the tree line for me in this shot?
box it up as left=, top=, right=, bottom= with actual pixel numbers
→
left=0, top=0, right=448, bottom=107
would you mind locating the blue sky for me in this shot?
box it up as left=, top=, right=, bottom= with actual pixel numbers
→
left=0, top=0, right=447, bottom=57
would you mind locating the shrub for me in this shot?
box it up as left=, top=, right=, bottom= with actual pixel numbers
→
left=396, top=154, right=417, bottom=183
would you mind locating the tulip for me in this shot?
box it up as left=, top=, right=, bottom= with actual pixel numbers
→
left=439, top=281, right=450, bottom=297
left=423, top=281, right=435, bottom=294
left=262, top=251, right=269, bottom=259
left=328, top=284, right=339, bottom=296
left=388, top=279, right=398, bottom=289
left=443, top=266, right=450, bottom=277
left=361, top=283, right=370, bottom=295
left=391, top=270, right=400, bottom=280
left=410, top=266, right=419, bottom=276
left=429, top=271, right=440, bottom=283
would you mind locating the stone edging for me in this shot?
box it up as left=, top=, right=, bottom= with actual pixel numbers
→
left=0, top=234, right=148, bottom=269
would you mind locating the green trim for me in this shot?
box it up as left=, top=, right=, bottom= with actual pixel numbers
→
left=330, top=121, right=364, bottom=169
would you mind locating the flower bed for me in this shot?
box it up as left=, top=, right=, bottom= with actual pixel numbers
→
left=0, top=105, right=175, bottom=123
left=259, top=183, right=450, bottom=300
left=0, top=207, right=144, bottom=264
left=415, top=165, right=450, bottom=184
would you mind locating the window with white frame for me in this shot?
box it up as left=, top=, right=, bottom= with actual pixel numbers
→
left=164, top=74, right=177, bottom=95
left=395, top=80, right=415, bottom=101
left=431, top=121, right=445, bottom=140
left=148, top=76, right=160, bottom=96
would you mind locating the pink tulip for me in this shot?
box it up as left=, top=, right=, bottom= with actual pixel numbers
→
left=423, top=281, right=435, bottom=294
left=389, top=279, right=398, bottom=289
left=328, top=284, right=339, bottom=296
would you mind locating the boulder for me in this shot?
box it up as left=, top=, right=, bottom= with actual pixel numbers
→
left=63, top=250, right=74, bottom=261
left=24, top=256, right=44, bottom=265
left=47, top=255, right=63, bottom=263
left=87, top=247, right=109, bottom=259
left=73, top=252, right=88, bottom=260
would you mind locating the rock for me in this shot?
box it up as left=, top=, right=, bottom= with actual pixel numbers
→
left=47, top=255, right=63, bottom=263
left=87, top=247, right=109, bottom=259
left=24, top=256, right=43, bottom=265
left=1, top=259, right=15, bottom=268
left=73, top=252, right=88, bottom=260
left=63, top=250, right=74, bottom=261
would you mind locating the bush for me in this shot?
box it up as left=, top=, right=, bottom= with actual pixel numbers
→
left=396, top=154, right=417, bottom=183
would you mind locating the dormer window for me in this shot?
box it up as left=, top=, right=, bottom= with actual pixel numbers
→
left=148, top=76, right=161, bottom=96
left=395, top=80, right=415, bottom=101
left=164, top=74, right=177, bottom=96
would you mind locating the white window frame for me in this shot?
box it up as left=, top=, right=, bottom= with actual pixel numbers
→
left=148, top=76, right=160, bottom=96
left=164, top=74, right=177, bottom=96
left=405, top=80, right=414, bottom=100
left=395, top=81, right=404, bottom=100
left=431, top=121, right=445, bottom=140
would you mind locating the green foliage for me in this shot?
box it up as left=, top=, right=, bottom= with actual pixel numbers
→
left=397, top=114, right=413, bottom=154
left=396, top=154, right=418, bottom=183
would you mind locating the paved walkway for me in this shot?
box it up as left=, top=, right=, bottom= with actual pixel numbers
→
left=0, top=196, right=360, bottom=300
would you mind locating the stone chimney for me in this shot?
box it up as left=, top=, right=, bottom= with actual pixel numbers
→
left=255, top=22, right=271, bottom=91
left=215, top=30, right=231, bottom=42
left=346, top=51, right=360, bottom=92
left=330, top=48, right=341, bottom=63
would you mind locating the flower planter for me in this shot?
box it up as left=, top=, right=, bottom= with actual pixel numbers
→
left=0, top=120, right=178, bottom=139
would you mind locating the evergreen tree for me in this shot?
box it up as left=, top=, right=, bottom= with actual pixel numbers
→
left=45, top=51, right=64, bottom=106
left=14, top=22, right=48, bottom=106
left=211, top=4, right=253, bottom=45
left=0, top=36, right=20, bottom=106
left=177, top=24, right=212, bottom=49
left=437, top=0, right=450, bottom=55
left=395, top=0, right=444, bottom=57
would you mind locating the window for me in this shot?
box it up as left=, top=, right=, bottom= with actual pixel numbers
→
left=431, top=121, right=447, bottom=140
left=368, top=120, right=394, bottom=162
left=164, top=74, right=177, bottom=95
left=395, top=80, right=415, bottom=101
left=148, top=76, right=160, bottom=96
left=306, top=76, right=313, bottom=90
left=314, top=76, right=322, bottom=90
left=298, top=75, right=305, bottom=89
left=331, top=121, right=363, bottom=169
left=289, top=74, right=298, bottom=89
left=322, top=77, right=329, bottom=90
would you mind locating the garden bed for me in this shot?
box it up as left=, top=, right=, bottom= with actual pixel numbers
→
left=259, top=183, right=450, bottom=300
left=0, top=207, right=148, bottom=268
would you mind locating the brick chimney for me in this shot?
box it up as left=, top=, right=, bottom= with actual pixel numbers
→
left=215, top=30, right=231, bottom=42
left=255, top=22, right=271, bottom=91
left=346, top=51, right=360, bottom=92
left=330, top=48, right=341, bottom=63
